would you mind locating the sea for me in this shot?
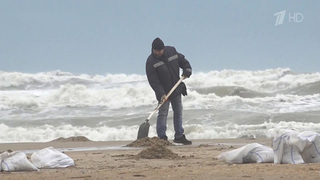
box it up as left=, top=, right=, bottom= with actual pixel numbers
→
left=1, top=68, right=320, bottom=143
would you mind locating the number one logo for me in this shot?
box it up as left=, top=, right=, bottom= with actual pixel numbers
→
left=274, top=10, right=286, bottom=26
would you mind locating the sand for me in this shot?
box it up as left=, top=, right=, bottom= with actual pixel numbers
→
left=1, top=137, right=320, bottom=180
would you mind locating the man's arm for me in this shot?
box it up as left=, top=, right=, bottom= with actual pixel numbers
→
left=146, top=59, right=165, bottom=101
left=178, top=53, right=192, bottom=78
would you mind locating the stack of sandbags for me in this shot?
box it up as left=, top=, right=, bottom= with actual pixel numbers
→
left=0, top=147, right=75, bottom=172
left=218, top=131, right=320, bottom=164
left=273, top=131, right=320, bottom=164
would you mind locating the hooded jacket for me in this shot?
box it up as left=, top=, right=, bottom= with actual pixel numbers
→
left=146, top=46, right=192, bottom=101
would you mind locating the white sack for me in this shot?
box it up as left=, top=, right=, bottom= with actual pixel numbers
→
left=0, top=151, right=38, bottom=172
left=31, top=147, right=75, bottom=168
left=273, top=131, right=320, bottom=164
left=218, top=143, right=274, bottom=164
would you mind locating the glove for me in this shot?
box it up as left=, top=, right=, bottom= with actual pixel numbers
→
left=182, top=69, right=192, bottom=78
left=160, top=95, right=168, bottom=103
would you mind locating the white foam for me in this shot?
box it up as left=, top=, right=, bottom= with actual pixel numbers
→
left=0, top=123, right=156, bottom=143
left=2, top=120, right=320, bottom=143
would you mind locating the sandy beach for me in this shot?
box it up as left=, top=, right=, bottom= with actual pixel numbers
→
left=1, top=137, right=320, bottom=180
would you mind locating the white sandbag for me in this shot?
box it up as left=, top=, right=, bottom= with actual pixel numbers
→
left=0, top=151, right=10, bottom=171
left=273, top=132, right=304, bottom=164
left=297, top=131, right=320, bottom=163
left=31, top=147, right=75, bottom=168
left=218, top=143, right=274, bottom=164
left=0, top=151, right=38, bottom=172
left=272, top=131, right=320, bottom=164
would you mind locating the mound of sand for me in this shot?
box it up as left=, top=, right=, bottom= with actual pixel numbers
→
left=137, top=144, right=180, bottom=159
left=126, top=137, right=171, bottom=147
left=51, top=136, right=91, bottom=142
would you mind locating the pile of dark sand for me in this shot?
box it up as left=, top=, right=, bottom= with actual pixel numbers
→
left=0, top=149, right=13, bottom=154
left=126, top=137, right=171, bottom=147
left=137, top=144, right=180, bottom=159
left=51, top=136, right=91, bottom=142
left=127, top=137, right=178, bottom=159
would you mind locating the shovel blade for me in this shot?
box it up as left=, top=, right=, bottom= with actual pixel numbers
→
left=137, top=121, right=150, bottom=140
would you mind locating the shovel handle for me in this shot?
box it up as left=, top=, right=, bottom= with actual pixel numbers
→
left=166, top=76, right=185, bottom=99
left=146, top=76, right=185, bottom=122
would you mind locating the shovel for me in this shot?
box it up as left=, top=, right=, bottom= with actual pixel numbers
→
left=137, top=76, right=185, bottom=139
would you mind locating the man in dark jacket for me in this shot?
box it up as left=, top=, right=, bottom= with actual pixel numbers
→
left=145, top=37, right=192, bottom=145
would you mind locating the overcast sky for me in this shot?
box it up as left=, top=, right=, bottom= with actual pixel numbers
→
left=1, top=0, right=319, bottom=75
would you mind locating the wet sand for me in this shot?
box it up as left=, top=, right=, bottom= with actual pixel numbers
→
left=1, top=137, right=320, bottom=180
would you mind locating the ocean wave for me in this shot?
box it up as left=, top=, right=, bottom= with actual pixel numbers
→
left=188, top=68, right=320, bottom=93
left=0, top=70, right=147, bottom=90
left=282, top=80, right=320, bottom=96
left=1, top=68, right=320, bottom=143
left=0, top=83, right=155, bottom=110
left=191, top=86, right=270, bottom=98
left=1, top=83, right=320, bottom=114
